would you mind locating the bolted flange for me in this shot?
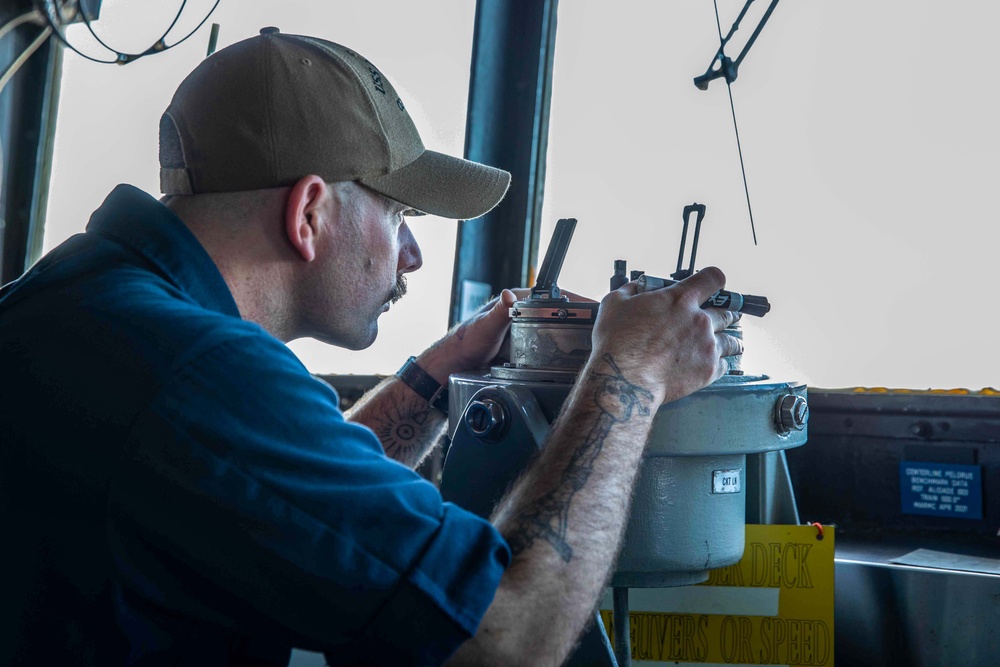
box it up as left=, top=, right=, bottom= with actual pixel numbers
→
left=465, top=399, right=507, bottom=440
left=776, top=394, right=809, bottom=433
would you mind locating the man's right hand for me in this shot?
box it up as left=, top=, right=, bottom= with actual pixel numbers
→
left=592, top=266, right=743, bottom=405
left=448, top=266, right=745, bottom=667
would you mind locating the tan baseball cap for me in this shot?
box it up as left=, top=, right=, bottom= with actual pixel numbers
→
left=159, top=27, right=510, bottom=220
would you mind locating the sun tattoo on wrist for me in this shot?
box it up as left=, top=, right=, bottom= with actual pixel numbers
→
left=373, top=398, right=433, bottom=462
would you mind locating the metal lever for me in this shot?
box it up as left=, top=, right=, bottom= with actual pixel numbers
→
left=673, top=204, right=706, bottom=281
left=531, top=218, right=577, bottom=300
left=638, top=274, right=771, bottom=317
left=610, top=260, right=629, bottom=291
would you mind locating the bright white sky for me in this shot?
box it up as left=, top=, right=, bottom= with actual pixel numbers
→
left=542, top=0, right=1000, bottom=390
left=45, top=0, right=999, bottom=390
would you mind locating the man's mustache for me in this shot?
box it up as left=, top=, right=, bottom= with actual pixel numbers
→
left=389, top=275, right=407, bottom=304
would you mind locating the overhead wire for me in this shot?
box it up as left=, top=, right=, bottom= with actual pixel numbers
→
left=711, top=0, right=758, bottom=246
left=0, top=8, right=50, bottom=214
left=78, top=0, right=186, bottom=61
left=0, top=25, right=53, bottom=92
left=0, top=0, right=222, bottom=202
left=0, top=8, right=54, bottom=94
left=0, top=9, right=43, bottom=42
left=156, top=0, right=221, bottom=53
left=36, top=0, right=221, bottom=65
left=36, top=1, right=116, bottom=63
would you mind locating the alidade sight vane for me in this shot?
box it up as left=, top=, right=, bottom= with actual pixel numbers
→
left=674, top=204, right=706, bottom=281
left=613, top=203, right=771, bottom=317
left=531, top=218, right=577, bottom=301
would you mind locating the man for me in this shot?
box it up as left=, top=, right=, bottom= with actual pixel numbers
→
left=0, top=29, right=741, bottom=666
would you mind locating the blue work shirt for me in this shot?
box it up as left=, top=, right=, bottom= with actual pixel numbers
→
left=0, top=185, right=510, bottom=666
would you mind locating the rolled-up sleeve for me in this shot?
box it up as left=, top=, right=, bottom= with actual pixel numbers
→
left=107, top=332, right=509, bottom=664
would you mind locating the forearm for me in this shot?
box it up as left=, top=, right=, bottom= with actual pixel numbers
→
left=448, top=351, right=663, bottom=665
left=447, top=272, right=739, bottom=664
left=345, top=375, right=447, bottom=469
left=346, top=290, right=522, bottom=469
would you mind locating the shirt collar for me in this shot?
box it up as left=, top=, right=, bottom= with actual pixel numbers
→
left=86, top=184, right=242, bottom=319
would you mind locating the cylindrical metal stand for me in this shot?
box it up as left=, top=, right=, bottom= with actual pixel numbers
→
left=613, top=586, right=631, bottom=667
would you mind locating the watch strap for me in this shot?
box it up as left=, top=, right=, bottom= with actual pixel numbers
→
left=395, top=356, right=448, bottom=415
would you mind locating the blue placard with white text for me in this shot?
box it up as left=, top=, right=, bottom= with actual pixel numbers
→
left=900, top=461, right=983, bottom=520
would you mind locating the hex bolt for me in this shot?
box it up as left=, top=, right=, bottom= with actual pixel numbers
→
left=776, top=394, right=809, bottom=433
left=465, top=399, right=506, bottom=439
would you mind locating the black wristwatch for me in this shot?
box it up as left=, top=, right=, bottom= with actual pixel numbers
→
left=395, top=356, right=449, bottom=415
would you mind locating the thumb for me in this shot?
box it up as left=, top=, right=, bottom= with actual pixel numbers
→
left=484, top=289, right=516, bottom=322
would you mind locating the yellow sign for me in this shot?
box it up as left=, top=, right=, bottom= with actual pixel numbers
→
left=600, top=524, right=834, bottom=665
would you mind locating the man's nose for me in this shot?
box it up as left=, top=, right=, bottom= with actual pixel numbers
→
left=398, top=221, right=423, bottom=274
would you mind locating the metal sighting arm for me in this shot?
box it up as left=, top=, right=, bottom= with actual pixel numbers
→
left=694, top=0, right=781, bottom=90
left=672, top=204, right=706, bottom=281
left=637, top=274, right=771, bottom=318
left=612, top=204, right=771, bottom=317
left=530, top=218, right=577, bottom=300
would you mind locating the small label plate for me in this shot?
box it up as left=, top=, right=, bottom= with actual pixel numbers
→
left=712, top=469, right=742, bottom=494
left=899, top=460, right=983, bottom=520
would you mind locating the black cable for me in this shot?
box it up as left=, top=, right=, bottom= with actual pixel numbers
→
left=79, top=0, right=185, bottom=62
left=711, top=0, right=758, bottom=245
left=37, top=1, right=118, bottom=63
left=161, top=0, right=220, bottom=51
left=36, top=0, right=221, bottom=65
left=0, top=9, right=43, bottom=41
left=725, top=75, right=757, bottom=245
left=158, top=0, right=189, bottom=41
left=712, top=0, right=726, bottom=53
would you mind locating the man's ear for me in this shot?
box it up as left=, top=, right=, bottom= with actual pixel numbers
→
left=285, top=175, right=329, bottom=262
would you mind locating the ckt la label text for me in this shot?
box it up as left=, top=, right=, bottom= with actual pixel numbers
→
left=600, top=524, right=835, bottom=665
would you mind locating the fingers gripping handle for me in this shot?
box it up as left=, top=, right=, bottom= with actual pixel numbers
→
left=637, top=274, right=771, bottom=317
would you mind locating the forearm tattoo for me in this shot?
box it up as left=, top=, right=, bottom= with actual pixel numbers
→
left=506, top=353, right=654, bottom=562
left=373, top=399, right=434, bottom=463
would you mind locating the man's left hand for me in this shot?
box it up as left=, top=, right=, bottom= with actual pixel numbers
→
left=417, top=287, right=596, bottom=383
left=416, top=289, right=521, bottom=384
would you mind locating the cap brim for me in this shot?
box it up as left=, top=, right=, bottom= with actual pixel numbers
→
left=359, top=150, right=510, bottom=220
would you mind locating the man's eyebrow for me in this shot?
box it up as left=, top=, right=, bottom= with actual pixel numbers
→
left=365, top=185, right=409, bottom=215
left=387, top=198, right=416, bottom=217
